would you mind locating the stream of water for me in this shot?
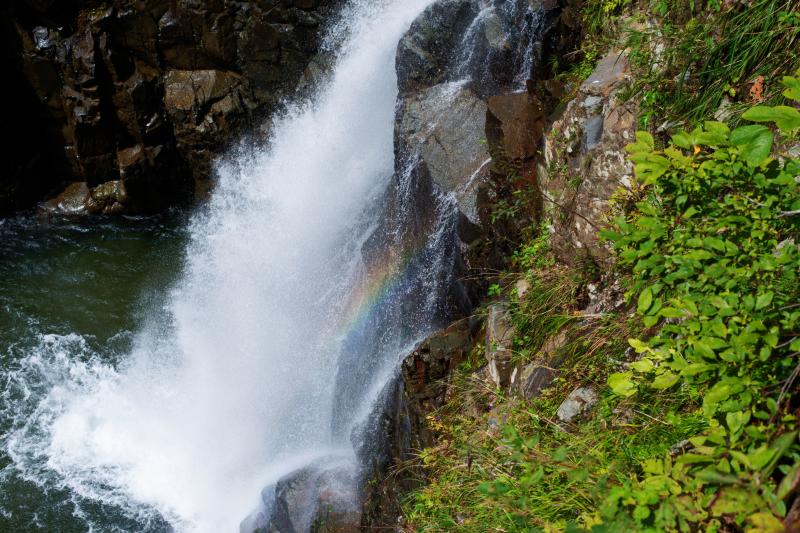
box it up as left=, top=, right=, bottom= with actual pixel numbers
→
left=0, top=0, right=549, bottom=530
left=1, top=1, right=439, bottom=531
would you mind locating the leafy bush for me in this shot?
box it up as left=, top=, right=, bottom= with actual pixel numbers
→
left=600, top=74, right=800, bottom=531
left=403, top=62, right=800, bottom=533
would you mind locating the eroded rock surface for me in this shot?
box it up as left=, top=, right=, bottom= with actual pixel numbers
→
left=361, top=318, right=475, bottom=529
left=396, top=83, right=490, bottom=223
left=556, top=386, right=599, bottom=423
left=541, top=49, right=638, bottom=266
left=1, top=0, right=340, bottom=215
left=485, top=303, right=517, bottom=388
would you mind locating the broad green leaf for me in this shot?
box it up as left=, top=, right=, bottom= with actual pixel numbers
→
left=704, top=120, right=730, bottom=136
left=660, top=307, right=685, bottom=318
left=683, top=362, right=714, bottom=375
left=704, top=382, right=732, bottom=414
left=725, top=411, right=749, bottom=443
left=626, top=131, right=655, bottom=154
left=742, top=105, right=800, bottom=132
left=755, top=291, right=774, bottom=310
left=638, top=287, right=653, bottom=314
left=608, top=372, right=637, bottom=397
left=671, top=131, right=693, bottom=149
left=643, top=315, right=659, bottom=328
left=751, top=450, right=776, bottom=473
left=702, top=337, right=728, bottom=350
left=633, top=506, right=650, bottom=521
left=693, top=339, right=716, bottom=359
left=651, top=371, right=680, bottom=390
left=694, top=467, right=739, bottom=482
left=783, top=75, right=800, bottom=100
left=760, top=432, right=799, bottom=474
left=777, top=461, right=800, bottom=500
left=747, top=512, right=786, bottom=533
left=630, top=152, right=671, bottom=184
left=628, top=338, right=650, bottom=353
left=712, top=488, right=766, bottom=516
left=631, top=358, right=654, bottom=373
left=730, top=125, right=773, bottom=166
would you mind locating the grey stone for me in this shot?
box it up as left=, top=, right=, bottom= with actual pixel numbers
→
left=556, top=387, right=598, bottom=423
left=582, top=115, right=604, bottom=151
left=485, top=304, right=517, bottom=388
left=395, top=0, right=478, bottom=96
left=396, top=83, right=490, bottom=223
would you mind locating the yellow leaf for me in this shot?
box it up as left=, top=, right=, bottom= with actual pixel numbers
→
left=748, top=512, right=785, bottom=533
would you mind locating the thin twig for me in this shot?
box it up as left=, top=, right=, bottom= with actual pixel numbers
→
left=771, top=355, right=800, bottom=424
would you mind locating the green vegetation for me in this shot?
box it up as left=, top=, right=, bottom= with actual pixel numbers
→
left=622, top=0, right=799, bottom=129
left=567, top=0, right=800, bottom=129
left=401, top=15, right=800, bottom=526
left=594, top=76, right=800, bottom=531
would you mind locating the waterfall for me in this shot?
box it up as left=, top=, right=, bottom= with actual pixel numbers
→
left=1, top=0, right=552, bottom=530
left=3, top=1, right=440, bottom=531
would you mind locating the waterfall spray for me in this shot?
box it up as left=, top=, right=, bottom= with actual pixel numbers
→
left=4, top=1, right=438, bottom=531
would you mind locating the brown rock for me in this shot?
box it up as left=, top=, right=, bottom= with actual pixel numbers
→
left=87, top=179, right=128, bottom=214
left=516, top=330, right=567, bottom=399
left=402, top=318, right=472, bottom=405
left=2, top=0, right=337, bottom=216
left=581, top=50, right=630, bottom=97
left=42, top=182, right=91, bottom=214
left=486, top=92, right=545, bottom=161
left=163, top=69, right=245, bottom=115
left=541, top=49, right=637, bottom=267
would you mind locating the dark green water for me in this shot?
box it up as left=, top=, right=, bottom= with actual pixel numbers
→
left=0, top=212, right=189, bottom=532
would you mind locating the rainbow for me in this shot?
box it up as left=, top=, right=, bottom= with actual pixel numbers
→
left=337, top=238, right=427, bottom=338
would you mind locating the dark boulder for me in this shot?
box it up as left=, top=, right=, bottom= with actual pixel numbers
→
left=360, top=319, right=476, bottom=528
left=395, top=0, right=478, bottom=97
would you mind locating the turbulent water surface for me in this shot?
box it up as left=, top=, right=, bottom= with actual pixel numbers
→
left=1, top=0, right=444, bottom=531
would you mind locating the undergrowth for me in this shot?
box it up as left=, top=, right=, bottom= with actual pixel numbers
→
left=558, top=0, right=800, bottom=131
left=624, top=0, right=800, bottom=129
left=401, top=59, right=800, bottom=533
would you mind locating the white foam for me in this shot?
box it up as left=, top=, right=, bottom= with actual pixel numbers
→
left=2, top=0, right=437, bottom=531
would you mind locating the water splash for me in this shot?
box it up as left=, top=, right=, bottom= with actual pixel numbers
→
left=2, top=0, right=437, bottom=531
left=1, top=1, right=552, bottom=530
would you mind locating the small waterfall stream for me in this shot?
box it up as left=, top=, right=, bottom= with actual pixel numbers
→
left=0, top=0, right=551, bottom=531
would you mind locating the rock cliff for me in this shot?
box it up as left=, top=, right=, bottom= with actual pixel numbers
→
left=1, top=0, right=340, bottom=215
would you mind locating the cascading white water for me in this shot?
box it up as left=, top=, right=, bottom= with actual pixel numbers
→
left=3, top=1, right=438, bottom=531
left=2, top=0, right=552, bottom=530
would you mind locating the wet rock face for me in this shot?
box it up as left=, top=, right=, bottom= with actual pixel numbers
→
left=1, top=0, right=341, bottom=215
left=392, top=0, right=563, bottom=253
left=402, top=318, right=474, bottom=431
left=395, top=83, right=490, bottom=224
left=361, top=319, right=476, bottom=529
left=395, top=0, right=478, bottom=97
left=245, top=465, right=361, bottom=533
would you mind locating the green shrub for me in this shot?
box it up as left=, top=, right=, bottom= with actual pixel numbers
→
left=599, top=74, right=800, bottom=531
